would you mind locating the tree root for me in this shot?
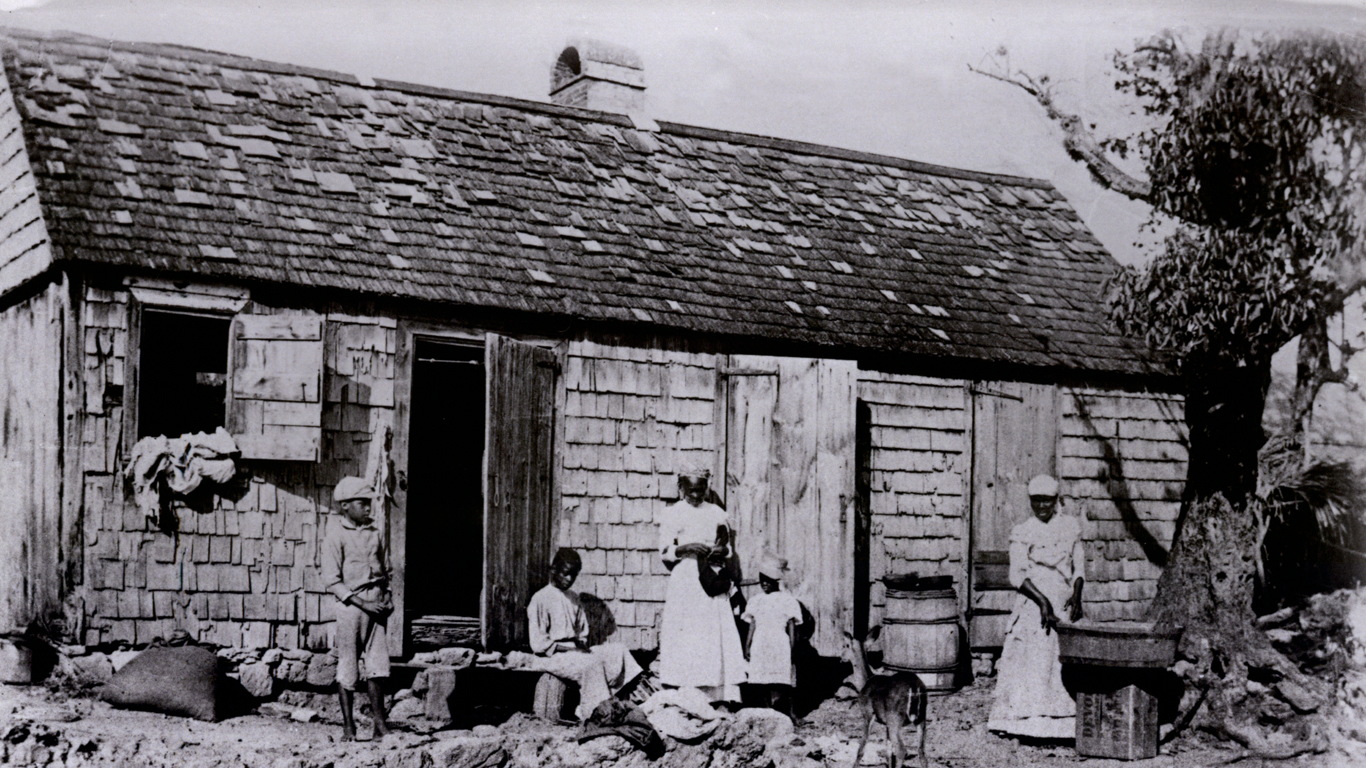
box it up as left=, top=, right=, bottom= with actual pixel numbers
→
left=1161, top=683, right=1210, bottom=745
left=1212, top=719, right=1327, bottom=762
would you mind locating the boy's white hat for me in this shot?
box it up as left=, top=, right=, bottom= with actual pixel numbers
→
left=759, top=553, right=788, bottom=580
left=1027, top=474, right=1059, bottom=498
left=334, top=476, right=373, bottom=502
left=678, top=464, right=711, bottom=480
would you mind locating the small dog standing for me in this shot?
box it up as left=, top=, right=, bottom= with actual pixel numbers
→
left=841, top=627, right=929, bottom=768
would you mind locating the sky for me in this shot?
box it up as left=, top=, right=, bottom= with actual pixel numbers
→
left=1, top=0, right=1363, bottom=266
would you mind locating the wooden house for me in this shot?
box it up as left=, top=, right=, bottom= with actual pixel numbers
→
left=0, top=30, right=1188, bottom=659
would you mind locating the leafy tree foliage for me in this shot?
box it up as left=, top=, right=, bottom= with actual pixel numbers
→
left=1104, top=32, right=1365, bottom=381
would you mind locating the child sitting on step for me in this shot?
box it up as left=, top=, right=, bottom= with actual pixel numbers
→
left=527, top=548, right=643, bottom=722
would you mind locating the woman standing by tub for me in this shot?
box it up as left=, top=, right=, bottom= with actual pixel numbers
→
left=988, top=473, right=1086, bottom=739
left=656, top=467, right=746, bottom=705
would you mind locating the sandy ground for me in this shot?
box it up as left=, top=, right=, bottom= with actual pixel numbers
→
left=6, top=673, right=1363, bottom=768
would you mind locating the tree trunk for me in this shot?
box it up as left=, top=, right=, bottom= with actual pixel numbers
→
left=1291, top=314, right=1332, bottom=460
left=1148, top=359, right=1328, bottom=750
left=1151, top=361, right=1267, bottom=653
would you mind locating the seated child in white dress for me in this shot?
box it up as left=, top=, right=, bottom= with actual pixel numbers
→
left=742, top=554, right=803, bottom=721
left=527, top=548, right=643, bottom=721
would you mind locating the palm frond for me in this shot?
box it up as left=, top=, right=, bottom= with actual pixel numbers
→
left=1257, top=433, right=1365, bottom=542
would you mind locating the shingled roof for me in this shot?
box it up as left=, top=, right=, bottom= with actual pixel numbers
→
left=0, top=28, right=1157, bottom=376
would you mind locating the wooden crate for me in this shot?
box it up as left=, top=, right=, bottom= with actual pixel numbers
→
left=1076, top=684, right=1159, bottom=760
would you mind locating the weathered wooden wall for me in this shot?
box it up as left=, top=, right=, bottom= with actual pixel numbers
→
left=65, top=293, right=1186, bottom=652
left=0, top=279, right=64, bottom=632
left=724, top=355, right=856, bottom=656
left=556, top=339, right=720, bottom=651
left=1060, top=387, right=1186, bottom=622
left=853, top=374, right=1185, bottom=633
left=857, top=372, right=971, bottom=622
left=78, top=284, right=397, bottom=648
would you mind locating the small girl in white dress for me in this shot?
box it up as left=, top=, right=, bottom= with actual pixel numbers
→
left=742, top=554, right=804, bottom=720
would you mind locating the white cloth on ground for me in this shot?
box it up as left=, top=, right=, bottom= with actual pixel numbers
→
left=639, top=687, right=727, bottom=741
left=527, top=584, right=643, bottom=720
left=988, top=512, right=1084, bottom=739
left=742, top=590, right=803, bottom=686
left=656, top=500, right=746, bottom=702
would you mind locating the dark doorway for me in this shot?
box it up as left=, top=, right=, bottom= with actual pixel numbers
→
left=854, top=399, right=871, bottom=640
left=137, top=309, right=231, bottom=439
left=407, top=339, right=486, bottom=619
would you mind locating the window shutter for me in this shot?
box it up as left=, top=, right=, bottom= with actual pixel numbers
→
left=227, top=313, right=324, bottom=461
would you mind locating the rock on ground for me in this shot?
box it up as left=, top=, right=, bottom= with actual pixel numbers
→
left=238, top=661, right=275, bottom=699
left=431, top=736, right=507, bottom=768
left=305, top=652, right=338, bottom=687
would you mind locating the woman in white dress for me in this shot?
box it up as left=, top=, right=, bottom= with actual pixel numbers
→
left=656, top=468, right=746, bottom=704
left=988, top=474, right=1085, bottom=739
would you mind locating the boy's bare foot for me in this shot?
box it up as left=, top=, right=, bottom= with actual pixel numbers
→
left=340, top=728, right=356, bottom=742
left=372, top=720, right=392, bottom=739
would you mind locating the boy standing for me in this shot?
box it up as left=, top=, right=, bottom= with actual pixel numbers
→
left=322, top=476, right=392, bottom=741
left=527, top=548, right=643, bottom=721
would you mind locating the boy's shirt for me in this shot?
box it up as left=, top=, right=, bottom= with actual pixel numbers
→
left=527, top=584, right=587, bottom=655
left=322, top=516, right=389, bottom=604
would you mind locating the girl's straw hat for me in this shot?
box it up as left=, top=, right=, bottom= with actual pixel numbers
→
left=759, top=553, right=788, bottom=580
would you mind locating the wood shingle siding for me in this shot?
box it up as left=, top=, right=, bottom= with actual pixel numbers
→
left=858, top=372, right=970, bottom=621
left=557, top=339, right=720, bottom=651
left=0, top=58, right=52, bottom=295
left=77, top=286, right=401, bottom=649
left=1061, top=388, right=1185, bottom=623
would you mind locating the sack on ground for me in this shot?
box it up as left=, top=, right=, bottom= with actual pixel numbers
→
left=100, top=645, right=221, bottom=721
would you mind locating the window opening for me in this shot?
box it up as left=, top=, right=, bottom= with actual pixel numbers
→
left=137, top=308, right=231, bottom=439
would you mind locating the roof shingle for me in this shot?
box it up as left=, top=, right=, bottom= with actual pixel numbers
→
left=1, top=27, right=1156, bottom=375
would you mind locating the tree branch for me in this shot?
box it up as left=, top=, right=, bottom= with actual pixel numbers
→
left=969, top=64, right=1153, bottom=202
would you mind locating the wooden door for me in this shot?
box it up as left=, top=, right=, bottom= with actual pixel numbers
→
left=969, top=381, right=1059, bottom=648
left=483, top=334, right=558, bottom=650
left=724, top=355, right=856, bottom=656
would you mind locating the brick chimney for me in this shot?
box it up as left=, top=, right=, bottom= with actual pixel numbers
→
left=549, top=39, right=644, bottom=114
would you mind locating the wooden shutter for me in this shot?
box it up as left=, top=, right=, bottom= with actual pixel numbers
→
left=226, top=313, right=324, bottom=461
left=725, top=355, right=856, bottom=656
left=483, top=334, right=558, bottom=650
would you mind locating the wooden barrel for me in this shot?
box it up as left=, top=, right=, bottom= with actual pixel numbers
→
left=882, top=587, right=961, bottom=694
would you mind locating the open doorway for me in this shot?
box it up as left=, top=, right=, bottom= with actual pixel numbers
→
left=406, top=338, right=486, bottom=621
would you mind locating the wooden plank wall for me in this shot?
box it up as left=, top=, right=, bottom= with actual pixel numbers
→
left=78, top=286, right=397, bottom=648
left=557, top=338, right=720, bottom=651
left=1060, top=387, right=1186, bottom=622
left=857, top=371, right=971, bottom=624
left=722, top=356, right=856, bottom=655
left=0, top=280, right=63, bottom=632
